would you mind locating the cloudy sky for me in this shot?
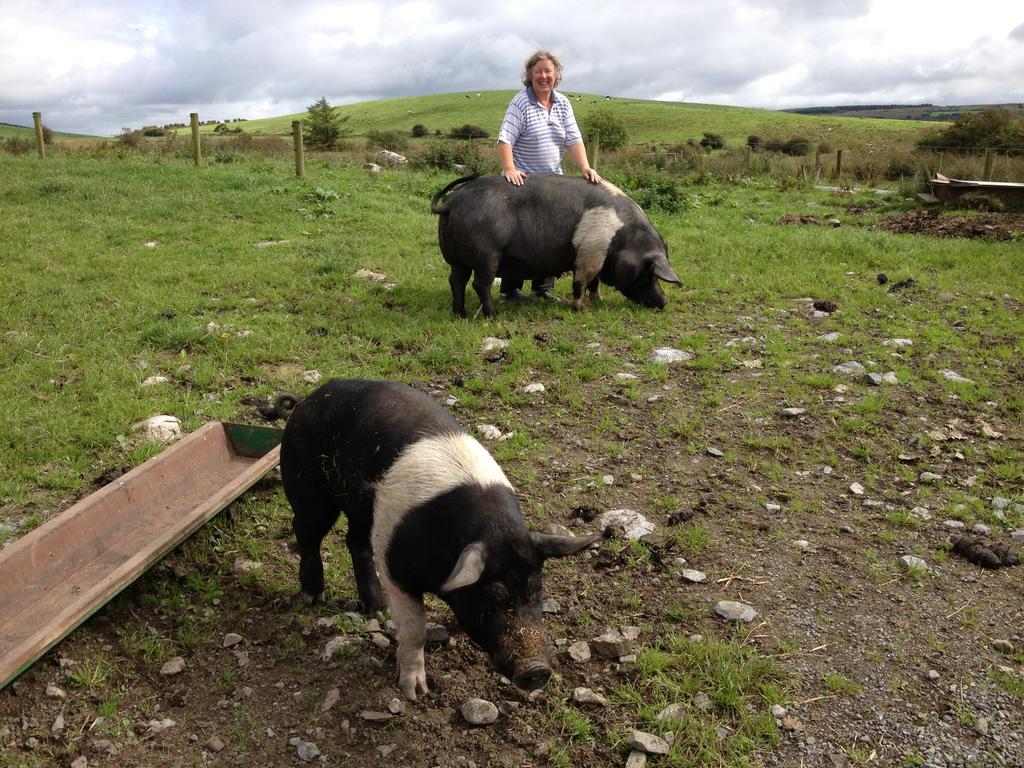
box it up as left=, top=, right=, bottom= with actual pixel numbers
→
left=2, top=0, right=1022, bottom=136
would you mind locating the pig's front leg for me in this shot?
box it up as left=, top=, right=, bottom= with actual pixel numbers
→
left=386, top=582, right=428, bottom=699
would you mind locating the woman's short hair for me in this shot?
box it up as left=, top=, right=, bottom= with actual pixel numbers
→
left=522, top=49, right=563, bottom=87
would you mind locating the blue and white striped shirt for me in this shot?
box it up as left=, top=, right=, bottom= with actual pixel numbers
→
left=497, top=87, right=583, bottom=174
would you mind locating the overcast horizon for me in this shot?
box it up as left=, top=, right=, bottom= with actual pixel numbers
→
left=1, top=0, right=1022, bottom=137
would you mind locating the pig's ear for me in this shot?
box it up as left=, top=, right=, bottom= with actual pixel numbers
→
left=440, top=542, right=487, bottom=592
left=652, top=255, right=680, bottom=284
left=531, top=532, right=601, bottom=559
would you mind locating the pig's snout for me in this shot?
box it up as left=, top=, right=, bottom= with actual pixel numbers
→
left=513, top=659, right=552, bottom=690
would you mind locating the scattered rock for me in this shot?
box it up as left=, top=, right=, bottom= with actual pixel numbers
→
left=678, top=568, right=707, bottom=583
left=160, top=657, right=186, bottom=676
left=358, top=710, right=395, bottom=723
left=233, top=558, right=261, bottom=574
left=378, top=743, right=399, bottom=758
left=294, top=738, right=320, bottom=761
left=481, top=337, right=508, bottom=353
left=567, top=640, right=591, bottom=662
left=388, top=697, right=405, bottom=715
left=883, top=338, right=913, bottom=348
left=425, top=623, right=449, bottom=644
left=523, top=382, right=546, bottom=394
left=572, top=687, right=608, bottom=706
left=919, top=471, right=942, bottom=483
left=591, top=628, right=631, bottom=659
left=141, top=375, right=169, bottom=387
left=303, top=370, right=322, bottom=385
left=770, top=704, right=787, bottom=718
left=656, top=703, right=687, bottom=725
left=649, top=347, right=692, bottom=364
left=206, top=735, right=225, bottom=752
left=833, top=361, right=865, bottom=375
left=596, top=509, right=654, bottom=540
left=321, top=688, right=340, bottom=713
left=45, top=684, right=66, bottom=699
left=713, top=600, right=758, bottom=623
left=130, top=415, right=182, bottom=444
left=819, top=332, right=842, bottom=342
left=849, top=482, right=865, bottom=496
left=222, top=633, right=243, bottom=648
left=625, top=750, right=648, bottom=768
left=146, top=718, right=176, bottom=734
left=71, top=757, right=88, bottom=768
left=461, top=698, right=499, bottom=725
left=475, top=424, right=504, bottom=440
left=939, top=369, right=973, bottom=384
left=900, top=555, right=929, bottom=571
left=375, top=149, right=407, bottom=167
left=706, top=447, right=724, bottom=457
left=780, top=407, right=806, bottom=417
left=693, top=691, right=713, bottom=711
left=355, top=268, right=388, bottom=283
left=322, top=636, right=349, bottom=660
left=627, top=730, right=670, bottom=755
left=992, top=639, right=1015, bottom=654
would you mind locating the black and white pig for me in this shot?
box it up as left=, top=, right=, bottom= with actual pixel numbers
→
left=279, top=379, right=598, bottom=700
left=431, top=173, right=681, bottom=317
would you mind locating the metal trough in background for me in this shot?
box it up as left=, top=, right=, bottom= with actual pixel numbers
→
left=0, top=421, right=282, bottom=690
left=930, top=172, right=1024, bottom=205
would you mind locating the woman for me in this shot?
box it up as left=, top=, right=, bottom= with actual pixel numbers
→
left=497, top=49, right=602, bottom=300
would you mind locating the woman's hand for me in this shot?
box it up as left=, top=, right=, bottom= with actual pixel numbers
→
left=503, top=168, right=527, bottom=186
left=582, top=168, right=603, bottom=184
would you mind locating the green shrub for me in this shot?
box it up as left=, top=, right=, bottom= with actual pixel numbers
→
left=142, top=125, right=166, bottom=137
left=411, top=124, right=429, bottom=137
left=747, top=135, right=762, bottom=151
left=447, top=124, right=488, bottom=140
left=619, top=168, right=681, bottom=213
left=367, top=129, right=409, bottom=152
left=917, top=107, right=1024, bottom=155
left=3, top=136, right=34, bottom=155
left=781, top=137, right=811, bottom=156
left=700, top=132, right=725, bottom=150
left=582, top=109, right=628, bottom=151
left=412, top=140, right=486, bottom=173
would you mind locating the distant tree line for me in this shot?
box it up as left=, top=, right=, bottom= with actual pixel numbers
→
left=916, top=107, right=1024, bottom=155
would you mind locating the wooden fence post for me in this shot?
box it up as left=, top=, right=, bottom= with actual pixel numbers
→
left=33, top=112, right=46, bottom=160
left=835, top=149, right=843, bottom=178
left=983, top=149, right=994, bottom=181
left=190, top=113, right=203, bottom=168
left=591, top=130, right=599, bottom=174
left=292, top=121, right=305, bottom=178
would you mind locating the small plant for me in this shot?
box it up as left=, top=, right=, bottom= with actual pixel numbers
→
left=824, top=671, right=862, bottom=695
left=70, top=656, right=113, bottom=690
left=304, top=96, right=351, bottom=151
left=700, top=132, right=725, bottom=150
left=447, top=123, right=488, bottom=140
left=582, top=109, right=628, bottom=151
left=367, top=129, right=409, bottom=152
left=411, top=123, right=428, bottom=137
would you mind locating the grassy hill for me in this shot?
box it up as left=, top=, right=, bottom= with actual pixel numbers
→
left=185, top=90, right=934, bottom=151
left=0, top=122, right=99, bottom=141
left=784, top=103, right=1024, bottom=122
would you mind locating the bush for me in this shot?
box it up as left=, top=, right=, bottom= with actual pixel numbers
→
left=411, top=124, right=429, bottom=137
left=781, top=137, right=811, bottom=156
left=367, top=129, right=409, bottom=152
left=746, top=135, right=762, bottom=151
left=817, top=143, right=833, bottom=155
left=582, top=109, right=628, bottom=151
left=413, top=140, right=486, bottom=173
left=41, top=125, right=54, bottom=144
left=699, top=132, right=725, bottom=150
left=117, top=128, right=144, bottom=148
left=304, top=96, right=351, bottom=151
left=447, top=124, right=488, bottom=140
left=619, top=168, right=681, bottom=213
left=3, top=136, right=33, bottom=155
left=142, top=125, right=166, bottom=137
left=917, top=107, right=1024, bottom=155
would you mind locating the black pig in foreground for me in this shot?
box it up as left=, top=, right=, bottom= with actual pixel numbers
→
left=431, top=173, right=681, bottom=317
left=279, top=379, right=598, bottom=699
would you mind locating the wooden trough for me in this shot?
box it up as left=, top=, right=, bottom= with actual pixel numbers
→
left=930, top=172, right=1024, bottom=205
left=0, top=421, right=283, bottom=690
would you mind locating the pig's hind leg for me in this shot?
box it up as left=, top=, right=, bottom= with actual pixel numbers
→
left=345, top=511, right=385, bottom=614
left=448, top=264, right=471, bottom=318
left=386, top=582, right=429, bottom=699
left=290, top=489, right=337, bottom=604
left=470, top=256, right=500, bottom=317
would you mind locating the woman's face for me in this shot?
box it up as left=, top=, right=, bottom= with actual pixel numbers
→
left=530, top=59, right=558, bottom=95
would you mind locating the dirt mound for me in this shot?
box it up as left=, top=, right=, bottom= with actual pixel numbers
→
left=880, top=210, right=1024, bottom=240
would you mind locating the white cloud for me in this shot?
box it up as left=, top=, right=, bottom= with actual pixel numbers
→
left=1, top=0, right=1021, bottom=135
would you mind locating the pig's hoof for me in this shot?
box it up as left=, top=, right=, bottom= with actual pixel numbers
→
left=535, top=291, right=560, bottom=303
left=502, top=290, right=528, bottom=302
left=299, top=591, right=322, bottom=606
left=398, top=670, right=428, bottom=700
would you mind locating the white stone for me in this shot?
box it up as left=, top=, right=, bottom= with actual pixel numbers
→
left=355, top=268, right=388, bottom=282
left=160, top=657, right=186, bottom=676
left=678, top=569, right=707, bottom=583
left=627, top=730, right=670, bottom=755
left=900, top=555, right=928, bottom=571
left=833, top=361, right=865, bottom=375
left=476, top=424, right=503, bottom=440
left=222, top=633, right=243, bottom=648
left=939, top=369, right=973, bottom=384
left=615, top=372, right=639, bottom=381
left=567, top=640, right=591, bottom=662
left=131, top=415, right=182, bottom=444
left=819, top=332, right=842, bottom=342
left=780, top=407, right=806, bottom=417
left=141, top=375, right=169, bottom=387
left=375, top=149, right=407, bottom=167
left=713, top=600, right=758, bottom=623
left=302, top=370, right=322, bottom=385
left=321, top=688, right=340, bottom=712
left=523, top=383, right=546, bottom=394
left=649, top=347, right=693, bottom=364
left=461, top=698, right=499, bottom=725
left=481, top=337, right=508, bottom=353
left=883, top=338, right=913, bottom=348
left=596, top=509, right=654, bottom=540
left=656, top=703, right=687, bottom=725
left=572, top=687, right=607, bottom=706
left=849, top=482, right=865, bottom=496
left=322, top=636, right=349, bottom=660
